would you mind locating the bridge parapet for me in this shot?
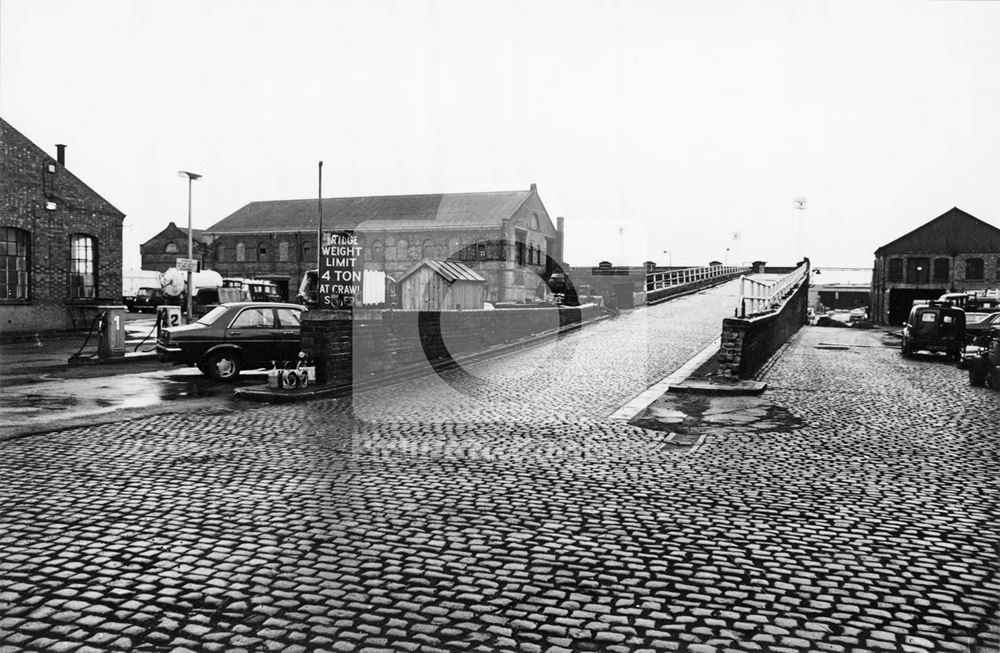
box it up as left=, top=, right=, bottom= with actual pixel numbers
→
left=719, top=260, right=810, bottom=378
left=738, top=262, right=809, bottom=318
left=645, top=265, right=750, bottom=305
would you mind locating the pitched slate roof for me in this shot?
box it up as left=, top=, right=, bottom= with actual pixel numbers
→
left=399, top=259, right=486, bottom=283
left=206, top=190, right=534, bottom=235
left=140, top=221, right=207, bottom=247
left=875, top=207, right=1000, bottom=256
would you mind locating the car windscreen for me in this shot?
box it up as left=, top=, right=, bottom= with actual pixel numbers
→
left=197, top=305, right=231, bottom=326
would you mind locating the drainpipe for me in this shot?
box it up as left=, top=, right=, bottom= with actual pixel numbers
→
left=499, top=219, right=508, bottom=302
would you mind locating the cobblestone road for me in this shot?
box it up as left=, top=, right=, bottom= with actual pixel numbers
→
left=2, top=281, right=999, bottom=653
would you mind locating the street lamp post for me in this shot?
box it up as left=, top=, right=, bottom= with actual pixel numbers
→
left=662, top=250, right=672, bottom=268
left=178, top=171, right=202, bottom=324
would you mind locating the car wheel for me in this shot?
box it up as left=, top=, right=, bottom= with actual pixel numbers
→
left=969, top=358, right=988, bottom=387
left=206, top=351, right=241, bottom=381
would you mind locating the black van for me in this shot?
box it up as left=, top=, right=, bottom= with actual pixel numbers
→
left=901, top=301, right=965, bottom=360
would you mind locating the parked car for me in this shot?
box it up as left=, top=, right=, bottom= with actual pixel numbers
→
left=129, top=287, right=167, bottom=313
left=968, top=326, right=1000, bottom=390
left=964, top=311, right=1000, bottom=345
left=901, top=301, right=965, bottom=361
left=156, top=302, right=306, bottom=380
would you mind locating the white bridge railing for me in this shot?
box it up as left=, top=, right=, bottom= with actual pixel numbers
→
left=645, top=265, right=749, bottom=293
left=739, top=262, right=809, bottom=317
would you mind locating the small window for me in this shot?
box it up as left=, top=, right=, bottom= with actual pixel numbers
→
left=965, top=258, right=984, bottom=280
left=920, top=312, right=937, bottom=323
left=1, top=227, right=30, bottom=300
left=422, top=239, right=435, bottom=259
left=372, top=240, right=384, bottom=261
left=302, top=242, right=312, bottom=262
left=279, top=241, right=289, bottom=262
left=887, top=258, right=903, bottom=282
left=164, top=241, right=179, bottom=254
left=932, top=258, right=949, bottom=281
left=231, top=307, right=274, bottom=329
left=531, top=213, right=540, bottom=230
left=69, top=234, right=97, bottom=298
left=236, top=242, right=246, bottom=262
left=257, top=242, right=267, bottom=261
left=477, top=241, right=488, bottom=259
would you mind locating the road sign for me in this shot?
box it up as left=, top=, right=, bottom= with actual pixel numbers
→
left=319, top=231, right=363, bottom=308
left=175, top=257, right=199, bottom=272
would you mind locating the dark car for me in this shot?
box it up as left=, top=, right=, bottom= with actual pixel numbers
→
left=130, top=287, right=167, bottom=313
left=968, top=326, right=1000, bottom=390
left=964, top=311, right=1000, bottom=346
left=901, top=301, right=965, bottom=360
left=156, top=302, right=306, bottom=380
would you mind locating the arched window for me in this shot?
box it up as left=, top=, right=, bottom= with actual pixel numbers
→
left=372, top=240, right=384, bottom=261
left=397, top=239, right=409, bottom=261
left=257, top=242, right=268, bottom=261
left=448, top=238, right=461, bottom=261
left=0, top=227, right=30, bottom=300
left=531, top=213, right=540, bottom=230
left=69, top=233, right=97, bottom=298
left=422, top=239, right=435, bottom=259
left=302, top=242, right=312, bottom=263
left=279, top=241, right=289, bottom=262
left=236, top=242, right=246, bottom=262
left=164, top=241, right=179, bottom=254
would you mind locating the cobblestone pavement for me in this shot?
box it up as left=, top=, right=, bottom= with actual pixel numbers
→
left=2, top=282, right=1000, bottom=653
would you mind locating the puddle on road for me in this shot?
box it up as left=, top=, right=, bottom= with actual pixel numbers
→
left=631, top=392, right=804, bottom=437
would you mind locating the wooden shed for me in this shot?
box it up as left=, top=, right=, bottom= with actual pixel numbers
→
left=399, top=259, right=486, bottom=310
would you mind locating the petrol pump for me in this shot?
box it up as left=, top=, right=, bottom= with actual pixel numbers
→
left=96, top=305, right=127, bottom=359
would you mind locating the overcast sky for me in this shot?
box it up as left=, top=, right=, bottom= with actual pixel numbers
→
left=3, top=0, right=999, bottom=270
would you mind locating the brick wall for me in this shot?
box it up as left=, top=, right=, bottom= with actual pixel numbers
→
left=717, top=275, right=809, bottom=379
left=1, top=119, right=124, bottom=336
left=301, top=304, right=601, bottom=391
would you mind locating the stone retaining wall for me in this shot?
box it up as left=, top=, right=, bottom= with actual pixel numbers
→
left=717, top=274, right=809, bottom=379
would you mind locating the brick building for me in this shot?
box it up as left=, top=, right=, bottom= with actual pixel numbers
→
left=872, top=207, right=1000, bottom=324
left=1, top=117, right=125, bottom=337
left=202, top=185, right=565, bottom=303
left=139, top=221, right=212, bottom=272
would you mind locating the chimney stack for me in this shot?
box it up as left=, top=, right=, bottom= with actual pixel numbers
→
left=56, top=144, right=66, bottom=166
left=530, top=183, right=537, bottom=193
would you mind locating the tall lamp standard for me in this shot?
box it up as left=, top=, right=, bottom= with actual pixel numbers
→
left=178, top=170, right=202, bottom=324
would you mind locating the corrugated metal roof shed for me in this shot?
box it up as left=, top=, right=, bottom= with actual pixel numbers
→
left=399, top=259, right=486, bottom=283
left=875, top=207, right=1000, bottom=255
left=205, top=190, right=533, bottom=234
